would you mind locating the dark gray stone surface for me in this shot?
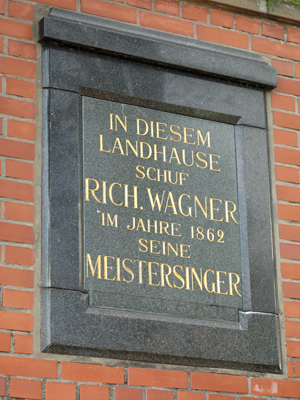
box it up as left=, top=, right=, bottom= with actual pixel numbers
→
left=40, top=9, right=280, bottom=372
left=39, top=8, right=277, bottom=89
left=41, top=288, right=281, bottom=372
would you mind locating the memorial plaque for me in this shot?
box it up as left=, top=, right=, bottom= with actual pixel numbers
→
left=83, top=99, right=242, bottom=322
left=40, top=8, right=281, bottom=372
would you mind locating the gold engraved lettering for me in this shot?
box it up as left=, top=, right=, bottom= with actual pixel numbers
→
left=160, top=263, right=173, bottom=288
left=197, top=130, right=211, bottom=147
left=210, top=198, right=224, bottom=222
left=86, top=253, right=101, bottom=279
left=99, top=134, right=111, bottom=153
left=109, top=182, right=123, bottom=206
left=229, top=272, right=242, bottom=296
left=103, top=255, right=116, bottom=281
left=147, top=188, right=165, bottom=212
left=183, top=127, right=196, bottom=145
left=209, top=154, right=221, bottom=172
left=136, top=119, right=148, bottom=135
left=225, top=201, right=238, bottom=224
left=148, top=262, right=160, bottom=286
left=122, top=259, right=134, bottom=283
left=204, top=270, right=216, bottom=293
left=124, top=185, right=138, bottom=209
left=216, top=271, right=228, bottom=295
left=156, top=122, right=168, bottom=140
left=191, top=267, right=203, bottom=291
left=170, top=125, right=181, bottom=142
left=85, top=178, right=101, bottom=203
left=115, top=114, right=127, bottom=132
left=173, top=265, right=185, bottom=289
left=178, top=194, right=192, bottom=217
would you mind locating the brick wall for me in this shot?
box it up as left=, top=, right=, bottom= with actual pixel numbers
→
left=0, top=0, right=300, bottom=398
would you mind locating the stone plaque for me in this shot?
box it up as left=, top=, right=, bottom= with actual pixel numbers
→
left=83, top=98, right=242, bottom=322
left=40, top=8, right=281, bottom=372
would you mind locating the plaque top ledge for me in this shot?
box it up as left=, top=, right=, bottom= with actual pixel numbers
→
left=38, top=8, right=277, bottom=89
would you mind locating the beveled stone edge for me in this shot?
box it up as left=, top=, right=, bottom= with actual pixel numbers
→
left=38, top=8, right=277, bottom=89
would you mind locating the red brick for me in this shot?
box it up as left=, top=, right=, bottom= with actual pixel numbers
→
left=0, top=266, right=34, bottom=288
left=287, top=27, right=300, bottom=44
left=281, top=243, right=300, bottom=261
left=190, top=372, right=247, bottom=393
left=128, top=368, right=187, bottom=389
left=0, top=377, right=5, bottom=396
left=0, top=310, right=33, bottom=331
left=275, top=147, right=300, bottom=167
left=0, top=179, right=34, bottom=201
left=14, top=333, right=33, bottom=354
left=197, top=25, right=248, bottom=49
left=252, top=377, right=300, bottom=396
left=0, top=0, right=4, bottom=13
left=126, top=0, right=151, bottom=10
left=0, top=37, right=3, bottom=53
left=279, top=225, right=300, bottom=242
left=0, top=137, right=35, bottom=160
left=210, top=10, right=234, bottom=29
left=5, top=202, right=34, bottom=222
left=286, top=320, right=300, bottom=338
left=285, top=300, right=300, bottom=317
left=296, top=64, right=300, bottom=78
left=115, top=387, right=143, bottom=400
left=274, top=110, right=300, bottom=131
left=274, top=128, right=298, bottom=147
left=10, top=378, right=41, bottom=400
left=236, top=15, right=259, bottom=34
left=0, top=18, right=32, bottom=40
left=147, top=389, right=174, bottom=400
left=277, top=185, right=300, bottom=203
left=46, top=382, right=76, bottom=400
left=7, top=119, right=36, bottom=140
left=82, top=0, right=136, bottom=23
left=5, top=245, right=34, bottom=266
left=182, top=4, right=206, bottom=22
left=80, top=385, right=110, bottom=400
left=252, top=36, right=300, bottom=62
left=0, top=355, right=57, bottom=378
left=0, top=221, right=33, bottom=244
left=0, top=97, right=35, bottom=119
left=3, top=288, right=34, bottom=310
left=276, top=77, right=300, bottom=96
left=6, top=159, right=34, bottom=181
left=295, top=360, right=300, bottom=375
left=209, top=396, right=234, bottom=400
left=0, top=117, right=3, bottom=133
left=30, top=0, right=76, bottom=9
left=61, top=362, right=124, bottom=384
left=283, top=281, right=300, bottom=299
left=178, top=393, right=205, bottom=400
left=0, top=332, right=11, bottom=352
left=140, top=12, right=193, bottom=37
left=288, top=341, right=300, bottom=358
left=288, top=360, right=294, bottom=378
left=9, top=1, right=34, bottom=20
left=155, top=0, right=179, bottom=16
left=272, top=59, right=294, bottom=77
left=0, top=57, right=36, bottom=78
left=262, top=22, right=284, bottom=40
left=8, top=40, right=36, bottom=60
left=271, top=93, right=295, bottom=112
left=6, top=77, right=35, bottom=99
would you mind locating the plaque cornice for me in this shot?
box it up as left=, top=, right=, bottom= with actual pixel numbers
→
left=39, top=8, right=277, bottom=89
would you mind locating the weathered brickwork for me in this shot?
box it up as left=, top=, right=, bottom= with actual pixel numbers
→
left=0, top=0, right=300, bottom=398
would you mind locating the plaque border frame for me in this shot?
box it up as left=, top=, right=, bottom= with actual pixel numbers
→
left=40, top=8, right=281, bottom=372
